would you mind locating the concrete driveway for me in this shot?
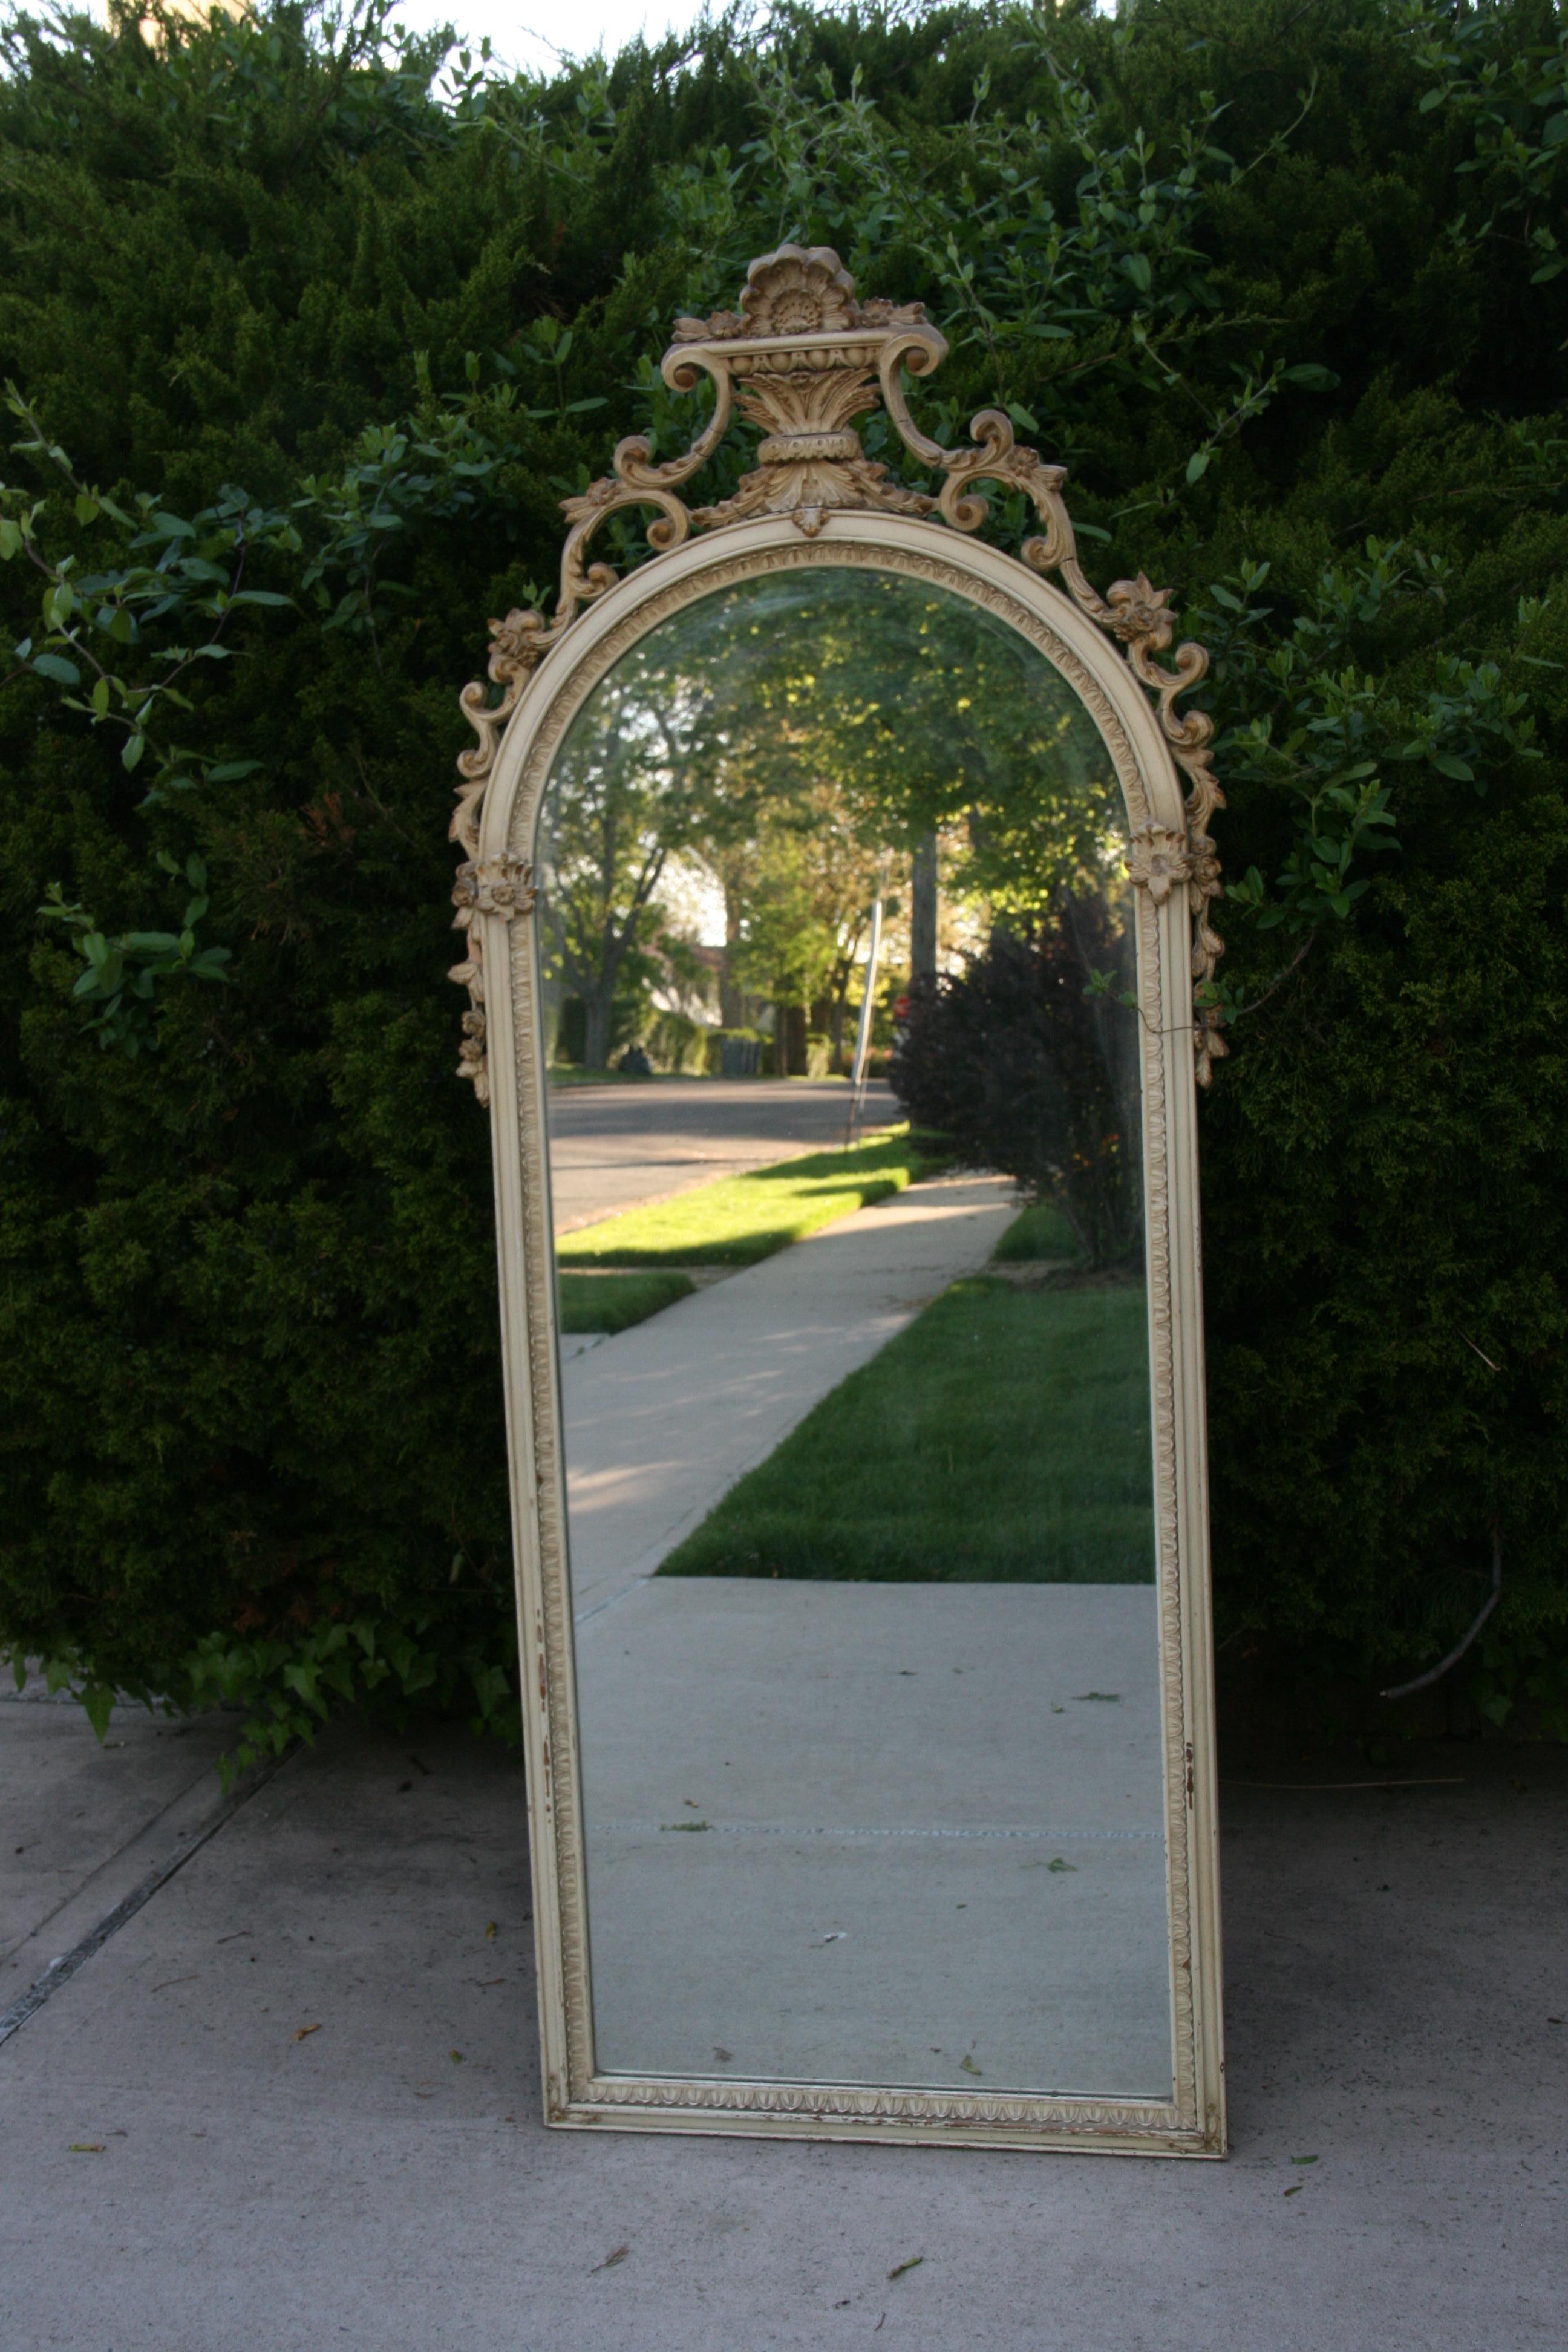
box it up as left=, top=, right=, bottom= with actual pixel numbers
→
left=546, top=1077, right=897, bottom=1232
left=1, top=1684, right=1562, bottom=2351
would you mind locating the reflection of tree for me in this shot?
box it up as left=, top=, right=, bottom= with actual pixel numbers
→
left=656, top=570, right=1122, bottom=917
left=721, top=780, right=885, bottom=1071
left=538, top=665, right=705, bottom=1068
left=535, top=565, right=1129, bottom=1069
left=890, top=890, right=1143, bottom=1270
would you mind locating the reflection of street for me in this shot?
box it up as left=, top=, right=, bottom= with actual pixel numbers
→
left=546, top=1076, right=897, bottom=1233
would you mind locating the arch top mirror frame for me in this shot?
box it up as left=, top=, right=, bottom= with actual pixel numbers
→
left=447, top=246, right=1227, bottom=2158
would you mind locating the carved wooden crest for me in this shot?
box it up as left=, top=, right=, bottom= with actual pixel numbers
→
left=451, top=244, right=1225, bottom=1102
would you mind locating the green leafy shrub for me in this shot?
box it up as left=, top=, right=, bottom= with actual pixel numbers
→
left=1, top=0, right=1565, bottom=1756
left=890, top=907, right=1143, bottom=1270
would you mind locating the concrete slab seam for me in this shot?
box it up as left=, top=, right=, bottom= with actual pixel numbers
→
left=0, top=1743, right=296, bottom=2050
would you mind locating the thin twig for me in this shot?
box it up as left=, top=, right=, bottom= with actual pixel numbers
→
left=1225, top=927, right=1317, bottom=1021
left=1380, top=1525, right=1503, bottom=1702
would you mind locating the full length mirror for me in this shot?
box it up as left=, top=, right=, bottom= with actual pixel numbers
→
left=539, top=568, right=1166, bottom=2097
left=453, top=246, right=1224, bottom=2155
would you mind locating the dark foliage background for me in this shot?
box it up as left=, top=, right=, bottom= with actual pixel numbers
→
left=1, top=0, right=1564, bottom=1749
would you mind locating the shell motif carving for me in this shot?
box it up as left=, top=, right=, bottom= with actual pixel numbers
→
left=452, top=243, right=1226, bottom=1098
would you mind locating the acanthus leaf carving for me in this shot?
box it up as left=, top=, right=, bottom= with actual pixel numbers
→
left=453, top=242, right=1226, bottom=1100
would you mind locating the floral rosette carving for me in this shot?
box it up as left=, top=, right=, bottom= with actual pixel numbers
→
left=1127, top=823, right=1194, bottom=906
left=1105, top=574, right=1175, bottom=650
left=448, top=853, right=538, bottom=1104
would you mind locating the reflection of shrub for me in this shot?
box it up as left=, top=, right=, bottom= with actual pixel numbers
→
left=805, top=1031, right=832, bottom=1077
left=641, top=1011, right=708, bottom=1074
left=890, top=900, right=1141, bottom=1270
left=993, top=1200, right=1079, bottom=1264
left=555, top=993, right=669, bottom=1070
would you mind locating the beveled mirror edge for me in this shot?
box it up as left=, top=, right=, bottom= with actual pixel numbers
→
left=471, top=512, right=1225, bottom=2157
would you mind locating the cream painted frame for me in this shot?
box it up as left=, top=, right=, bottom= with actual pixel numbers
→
left=449, top=252, right=1226, bottom=2157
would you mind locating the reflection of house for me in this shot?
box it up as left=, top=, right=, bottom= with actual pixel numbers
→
left=109, top=0, right=249, bottom=41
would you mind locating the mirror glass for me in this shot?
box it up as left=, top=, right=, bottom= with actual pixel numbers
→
left=534, top=566, right=1169, bottom=2097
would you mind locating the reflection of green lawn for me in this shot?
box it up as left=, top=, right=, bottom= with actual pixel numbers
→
left=558, top=1269, right=695, bottom=1334
left=555, top=1129, right=943, bottom=1269
left=657, top=1277, right=1155, bottom=1583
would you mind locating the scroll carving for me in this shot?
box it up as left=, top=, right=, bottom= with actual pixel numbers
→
left=453, top=242, right=1226, bottom=1098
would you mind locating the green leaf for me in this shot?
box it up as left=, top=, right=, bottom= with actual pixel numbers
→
left=1282, top=364, right=1339, bottom=391
left=122, top=732, right=146, bottom=773
left=204, top=760, right=263, bottom=782
left=1418, top=86, right=1448, bottom=113
left=1186, top=448, right=1211, bottom=485
left=73, top=492, right=100, bottom=526
left=82, top=1681, right=115, bottom=1742
left=1430, top=751, right=1474, bottom=781
left=0, top=517, right=21, bottom=560
left=1124, top=251, right=1152, bottom=293
left=31, top=652, right=81, bottom=685
left=1006, top=401, right=1039, bottom=433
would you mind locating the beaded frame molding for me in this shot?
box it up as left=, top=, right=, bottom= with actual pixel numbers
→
left=446, top=246, right=1226, bottom=2158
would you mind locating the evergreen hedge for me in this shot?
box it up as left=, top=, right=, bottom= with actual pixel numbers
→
left=1, top=0, right=1564, bottom=1754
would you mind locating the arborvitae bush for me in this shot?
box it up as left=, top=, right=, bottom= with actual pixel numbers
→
left=1, top=0, right=1564, bottom=1750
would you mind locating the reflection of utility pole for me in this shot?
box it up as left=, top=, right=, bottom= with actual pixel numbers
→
left=846, top=858, right=889, bottom=1148
left=910, top=831, right=938, bottom=985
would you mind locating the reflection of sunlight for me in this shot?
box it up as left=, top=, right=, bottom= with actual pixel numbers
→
left=658, top=852, right=728, bottom=949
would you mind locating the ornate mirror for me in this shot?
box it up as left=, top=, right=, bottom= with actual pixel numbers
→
left=449, top=249, right=1226, bottom=2156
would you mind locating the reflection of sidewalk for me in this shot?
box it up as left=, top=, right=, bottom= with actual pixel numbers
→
left=575, top=1578, right=1169, bottom=2094
left=561, top=1173, right=1016, bottom=1619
